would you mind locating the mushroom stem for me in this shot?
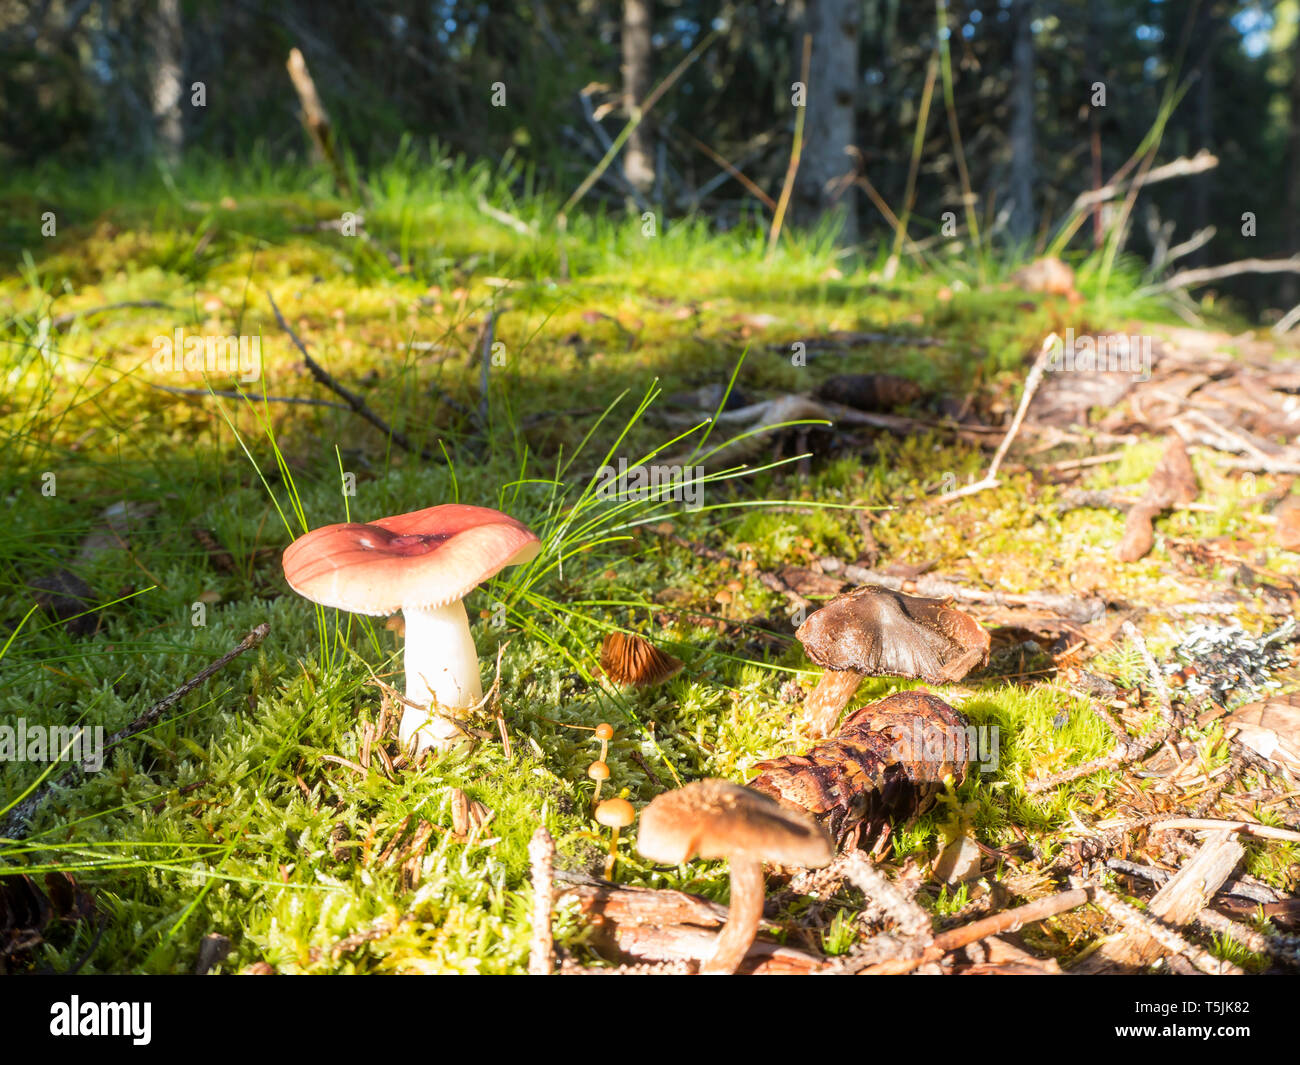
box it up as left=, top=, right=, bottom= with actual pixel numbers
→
left=604, top=827, right=621, bottom=879
left=702, top=858, right=765, bottom=975
left=399, top=600, right=482, bottom=753
left=802, top=669, right=864, bottom=738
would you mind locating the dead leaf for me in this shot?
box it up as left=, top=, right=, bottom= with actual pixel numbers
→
left=1222, top=695, right=1300, bottom=774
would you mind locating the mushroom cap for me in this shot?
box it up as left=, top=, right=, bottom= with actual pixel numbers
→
left=796, top=585, right=989, bottom=684
left=587, top=760, right=610, bottom=781
left=282, top=504, right=540, bottom=616
left=595, top=797, right=636, bottom=828
left=636, top=779, right=833, bottom=868
left=599, top=632, right=684, bottom=687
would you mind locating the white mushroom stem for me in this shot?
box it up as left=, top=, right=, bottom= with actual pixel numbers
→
left=702, top=858, right=765, bottom=975
left=802, top=669, right=864, bottom=738
left=398, top=600, right=483, bottom=753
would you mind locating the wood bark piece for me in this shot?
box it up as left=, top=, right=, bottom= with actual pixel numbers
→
left=556, top=876, right=830, bottom=974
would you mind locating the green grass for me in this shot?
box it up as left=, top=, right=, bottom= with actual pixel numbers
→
left=1, top=147, right=1297, bottom=974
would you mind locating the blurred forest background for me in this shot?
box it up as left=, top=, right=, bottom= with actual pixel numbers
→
left=1, top=0, right=1297, bottom=312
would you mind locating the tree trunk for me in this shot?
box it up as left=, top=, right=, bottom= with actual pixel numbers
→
left=1007, top=0, right=1036, bottom=244
left=794, top=0, right=860, bottom=243
left=1189, top=3, right=1218, bottom=267
left=621, top=0, right=655, bottom=197
left=149, top=0, right=184, bottom=166
left=1284, top=24, right=1300, bottom=306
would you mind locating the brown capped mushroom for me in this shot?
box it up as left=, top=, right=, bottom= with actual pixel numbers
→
left=796, top=585, right=989, bottom=738
left=587, top=759, right=611, bottom=808
left=636, top=779, right=832, bottom=974
left=600, top=632, right=683, bottom=687
left=594, top=797, right=636, bottom=878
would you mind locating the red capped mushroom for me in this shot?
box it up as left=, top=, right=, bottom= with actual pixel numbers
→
left=282, top=503, right=540, bottom=753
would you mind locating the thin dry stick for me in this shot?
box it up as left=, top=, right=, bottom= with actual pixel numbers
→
left=528, top=827, right=556, bottom=975
left=1, top=623, right=270, bottom=840
left=685, top=133, right=777, bottom=211
left=933, top=334, right=1056, bottom=504
left=1075, top=879, right=1244, bottom=975
left=1193, top=906, right=1272, bottom=955
left=1148, top=818, right=1300, bottom=843
left=151, top=383, right=349, bottom=409
left=1029, top=627, right=1182, bottom=793
left=856, top=889, right=1089, bottom=975
left=267, top=293, right=433, bottom=459
left=835, top=852, right=932, bottom=937
left=1069, top=150, right=1218, bottom=214
left=1141, top=256, right=1300, bottom=296
left=1104, top=830, right=1243, bottom=969
left=1120, top=618, right=1174, bottom=718
left=766, top=33, right=812, bottom=257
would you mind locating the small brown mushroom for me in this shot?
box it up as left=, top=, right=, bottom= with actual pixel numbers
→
left=587, top=760, right=610, bottom=807
left=600, top=632, right=683, bottom=687
left=636, top=779, right=832, bottom=974
left=594, top=797, right=636, bottom=878
left=796, top=586, right=989, bottom=738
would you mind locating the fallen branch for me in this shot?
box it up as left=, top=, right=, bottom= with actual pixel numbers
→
left=1074, top=878, right=1243, bottom=975
left=268, top=293, right=433, bottom=459
left=1, top=623, right=270, bottom=840
left=1069, top=150, right=1218, bottom=213
left=1147, top=818, right=1300, bottom=843
left=816, top=559, right=1105, bottom=623
left=1140, top=255, right=1300, bottom=297
left=853, top=889, right=1089, bottom=975
left=528, top=828, right=556, bottom=975
left=150, top=383, right=349, bottom=409
left=833, top=852, right=932, bottom=938
left=51, top=300, right=173, bottom=329
left=933, top=334, right=1056, bottom=504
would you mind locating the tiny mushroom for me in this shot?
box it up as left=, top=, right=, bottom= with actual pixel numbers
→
left=594, top=796, right=636, bottom=878
left=587, top=759, right=611, bottom=807
left=600, top=632, right=683, bottom=687
left=282, top=503, right=540, bottom=753
left=636, top=778, right=833, bottom=974
left=796, top=585, right=989, bottom=738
